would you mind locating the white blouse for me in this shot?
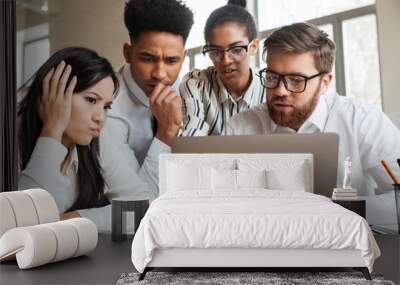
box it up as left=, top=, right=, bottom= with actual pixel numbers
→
left=180, top=66, right=266, bottom=136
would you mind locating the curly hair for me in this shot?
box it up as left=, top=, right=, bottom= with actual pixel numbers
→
left=124, top=0, right=194, bottom=43
left=204, top=0, right=257, bottom=43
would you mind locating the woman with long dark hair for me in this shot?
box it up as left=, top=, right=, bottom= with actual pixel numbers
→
left=18, top=47, right=152, bottom=231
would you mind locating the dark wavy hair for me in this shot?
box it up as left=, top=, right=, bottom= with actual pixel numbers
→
left=18, top=47, right=119, bottom=211
left=124, top=0, right=194, bottom=43
left=204, top=0, right=257, bottom=43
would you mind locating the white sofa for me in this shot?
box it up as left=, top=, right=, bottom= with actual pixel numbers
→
left=0, top=189, right=98, bottom=269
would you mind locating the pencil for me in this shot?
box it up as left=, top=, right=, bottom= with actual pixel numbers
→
left=381, top=160, right=399, bottom=184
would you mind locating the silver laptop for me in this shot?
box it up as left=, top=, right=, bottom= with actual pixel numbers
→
left=171, top=133, right=339, bottom=197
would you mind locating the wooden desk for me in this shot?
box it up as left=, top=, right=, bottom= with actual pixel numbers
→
left=0, top=234, right=133, bottom=285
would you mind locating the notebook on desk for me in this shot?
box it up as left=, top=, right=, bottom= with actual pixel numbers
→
left=171, top=133, right=339, bottom=198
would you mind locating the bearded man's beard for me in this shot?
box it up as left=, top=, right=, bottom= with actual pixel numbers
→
left=267, top=83, right=322, bottom=131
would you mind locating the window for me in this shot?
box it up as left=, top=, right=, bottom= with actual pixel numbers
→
left=318, top=24, right=336, bottom=95
left=184, top=0, right=226, bottom=49
left=343, top=14, right=382, bottom=108
left=194, top=53, right=212, bottom=70
left=180, top=56, right=191, bottom=80
left=17, top=23, right=50, bottom=88
left=254, top=0, right=382, bottom=108
left=257, top=0, right=375, bottom=31
left=179, top=0, right=226, bottom=76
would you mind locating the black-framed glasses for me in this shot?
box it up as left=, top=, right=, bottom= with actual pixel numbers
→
left=258, top=68, right=325, bottom=93
left=202, top=42, right=252, bottom=62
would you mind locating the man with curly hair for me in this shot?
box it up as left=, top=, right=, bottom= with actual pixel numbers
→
left=100, top=0, right=194, bottom=198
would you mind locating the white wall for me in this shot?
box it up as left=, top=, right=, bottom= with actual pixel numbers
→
left=376, top=0, right=400, bottom=114
left=48, top=0, right=127, bottom=69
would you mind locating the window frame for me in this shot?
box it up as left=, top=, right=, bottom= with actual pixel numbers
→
left=22, top=35, right=50, bottom=84
left=184, top=3, right=382, bottom=102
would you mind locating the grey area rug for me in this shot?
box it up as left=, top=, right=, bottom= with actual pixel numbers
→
left=116, top=272, right=396, bottom=285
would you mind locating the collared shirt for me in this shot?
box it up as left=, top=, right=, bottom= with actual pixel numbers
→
left=18, top=63, right=175, bottom=232
left=180, top=66, right=266, bottom=136
left=100, top=64, right=177, bottom=194
left=226, top=92, right=400, bottom=225
left=18, top=137, right=150, bottom=232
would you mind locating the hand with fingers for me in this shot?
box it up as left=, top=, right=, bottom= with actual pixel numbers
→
left=39, top=61, right=77, bottom=143
left=149, top=83, right=183, bottom=146
left=60, top=210, right=81, bottom=220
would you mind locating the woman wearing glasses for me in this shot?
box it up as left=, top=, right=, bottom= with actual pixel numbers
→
left=179, top=0, right=265, bottom=136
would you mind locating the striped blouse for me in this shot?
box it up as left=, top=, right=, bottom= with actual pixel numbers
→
left=179, top=66, right=266, bottom=136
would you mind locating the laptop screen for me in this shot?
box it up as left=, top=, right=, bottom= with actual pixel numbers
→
left=171, top=133, right=339, bottom=197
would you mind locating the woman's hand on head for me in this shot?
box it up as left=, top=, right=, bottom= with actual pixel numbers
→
left=60, top=210, right=81, bottom=220
left=39, top=61, right=77, bottom=143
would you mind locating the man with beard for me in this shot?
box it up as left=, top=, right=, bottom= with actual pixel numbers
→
left=226, top=22, right=400, bottom=225
left=99, top=0, right=194, bottom=199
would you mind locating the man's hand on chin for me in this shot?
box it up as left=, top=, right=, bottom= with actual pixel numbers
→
left=150, top=83, right=182, bottom=146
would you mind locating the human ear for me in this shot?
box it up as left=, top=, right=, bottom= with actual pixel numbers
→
left=249, top=38, right=259, bottom=56
left=320, top=72, right=333, bottom=94
left=123, top=43, right=132, bottom=64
